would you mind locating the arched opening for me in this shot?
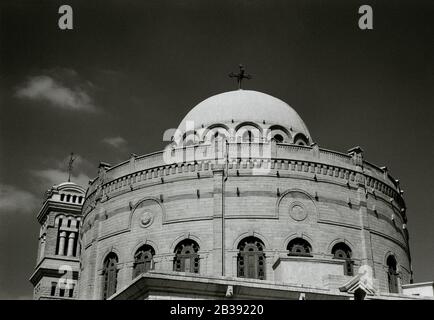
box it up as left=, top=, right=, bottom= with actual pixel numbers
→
left=237, top=237, right=266, bottom=280
left=287, top=238, right=312, bottom=256
left=184, top=140, right=196, bottom=147
left=332, top=242, right=354, bottom=276
left=272, top=134, right=284, bottom=143
left=173, top=239, right=200, bottom=273
left=183, top=131, right=200, bottom=147
left=242, top=130, right=253, bottom=143
left=387, top=255, right=399, bottom=293
left=212, top=131, right=227, bottom=159
left=102, top=252, right=118, bottom=300
left=133, top=245, right=155, bottom=278
left=293, top=133, right=309, bottom=146
left=203, top=125, right=229, bottom=144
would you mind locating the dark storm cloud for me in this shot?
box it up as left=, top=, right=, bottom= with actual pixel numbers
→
left=0, top=0, right=433, bottom=299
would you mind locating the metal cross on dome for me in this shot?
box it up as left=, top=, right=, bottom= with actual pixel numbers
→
left=229, top=64, right=252, bottom=89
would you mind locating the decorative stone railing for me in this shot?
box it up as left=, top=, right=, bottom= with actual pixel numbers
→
left=83, top=142, right=404, bottom=217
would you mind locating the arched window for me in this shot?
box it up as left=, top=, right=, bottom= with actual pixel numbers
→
left=184, top=140, right=196, bottom=147
left=173, top=239, right=200, bottom=273
left=387, top=255, right=399, bottom=293
left=242, top=130, right=253, bottom=143
left=332, top=243, right=354, bottom=276
left=183, top=131, right=199, bottom=147
left=287, top=238, right=312, bottom=256
left=212, top=132, right=227, bottom=159
left=273, top=134, right=284, bottom=143
left=237, top=237, right=266, bottom=280
left=293, top=133, right=309, bottom=146
left=133, top=245, right=155, bottom=278
left=102, top=253, right=118, bottom=300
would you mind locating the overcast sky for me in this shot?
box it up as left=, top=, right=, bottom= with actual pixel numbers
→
left=0, top=0, right=433, bottom=299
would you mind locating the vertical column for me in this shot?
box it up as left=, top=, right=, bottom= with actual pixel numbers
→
left=40, top=234, right=46, bottom=260
left=67, top=233, right=76, bottom=256
left=58, top=231, right=67, bottom=256
left=212, top=167, right=224, bottom=276
left=348, top=147, right=375, bottom=273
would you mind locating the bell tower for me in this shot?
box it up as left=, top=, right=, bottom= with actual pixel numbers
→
left=29, top=182, right=85, bottom=299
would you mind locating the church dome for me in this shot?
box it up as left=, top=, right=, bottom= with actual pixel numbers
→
left=177, top=90, right=311, bottom=140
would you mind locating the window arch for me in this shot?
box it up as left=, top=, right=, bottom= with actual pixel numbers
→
left=242, top=130, right=253, bottom=143
left=235, top=124, right=261, bottom=143
left=332, top=242, right=354, bottom=276
left=133, top=245, right=155, bottom=278
left=273, top=134, right=284, bottom=143
left=183, top=131, right=200, bottom=147
left=293, top=133, right=309, bottom=146
left=387, top=255, right=399, bottom=293
left=102, top=252, right=118, bottom=300
left=268, top=125, right=290, bottom=143
left=173, top=239, right=200, bottom=273
left=287, top=238, right=312, bottom=256
left=237, top=237, right=266, bottom=280
left=184, top=139, right=196, bottom=147
left=203, top=126, right=229, bottom=144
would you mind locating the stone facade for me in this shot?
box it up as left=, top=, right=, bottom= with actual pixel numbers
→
left=31, top=90, right=427, bottom=300
left=77, top=90, right=411, bottom=299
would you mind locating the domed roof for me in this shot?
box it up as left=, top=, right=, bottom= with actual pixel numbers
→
left=56, top=182, right=86, bottom=193
left=177, top=90, right=311, bottom=139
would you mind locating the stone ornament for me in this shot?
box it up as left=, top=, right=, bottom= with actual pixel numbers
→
left=139, top=210, right=154, bottom=228
left=289, top=201, right=307, bottom=221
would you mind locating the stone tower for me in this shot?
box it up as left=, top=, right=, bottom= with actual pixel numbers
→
left=30, top=182, right=85, bottom=299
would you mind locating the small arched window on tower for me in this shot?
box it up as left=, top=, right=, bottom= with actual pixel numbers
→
left=387, top=255, right=399, bottom=293
left=332, top=243, right=354, bottom=276
left=102, top=252, right=118, bottom=300
left=173, top=239, right=200, bottom=273
left=133, top=245, right=155, bottom=279
left=287, top=238, right=312, bottom=257
left=237, top=237, right=266, bottom=280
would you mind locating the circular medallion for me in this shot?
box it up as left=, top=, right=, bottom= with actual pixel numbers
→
left=140, top=211, right=154, bottom=228
left=289, top=202, right=307, bottom=221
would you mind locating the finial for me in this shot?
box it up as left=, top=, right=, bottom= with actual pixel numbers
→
left=67, top=152, right=76, bottom=182
left=229, top=64, right=252, bottom=89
